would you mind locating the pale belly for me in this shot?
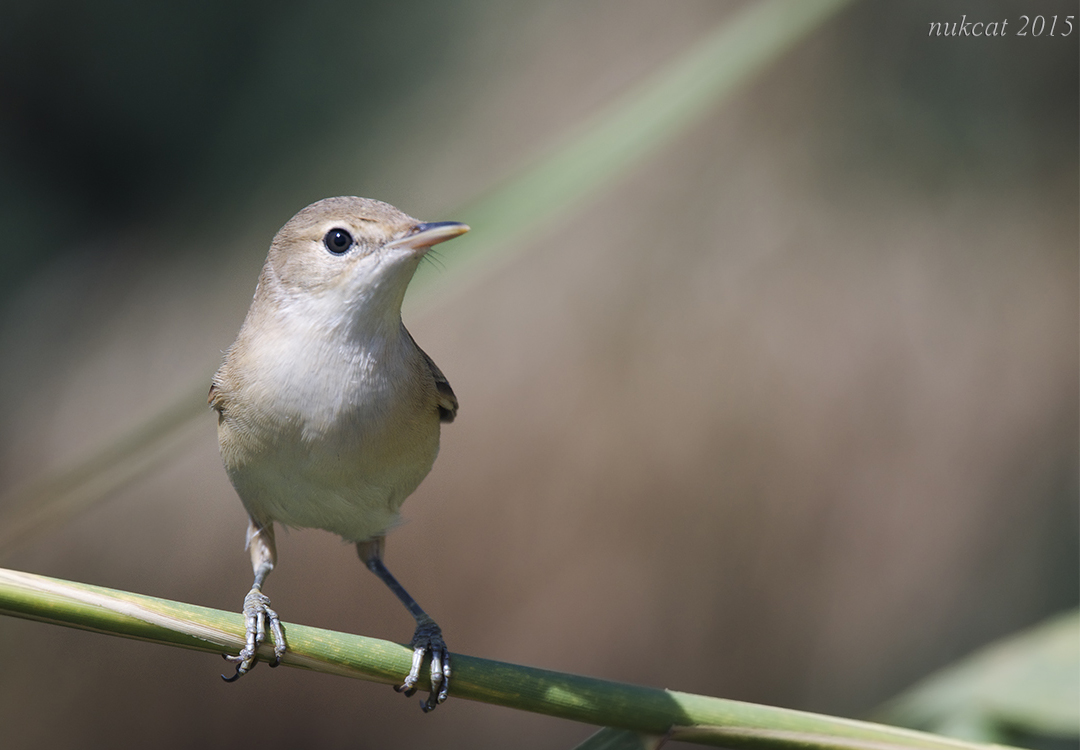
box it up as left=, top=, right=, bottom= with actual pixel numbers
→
left=222, top=403, right=441, bottom=543
left=216, top=316, right=446, bottom=542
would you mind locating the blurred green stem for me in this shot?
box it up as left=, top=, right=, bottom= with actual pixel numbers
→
left=0, top=383, right=209, bottom=555
left=0, top=567, right=1013, bottom=750
left=415, top=0, right=854, bottom=296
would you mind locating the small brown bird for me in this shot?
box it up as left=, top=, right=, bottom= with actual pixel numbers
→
left=209, top=196, right=468, bottom=711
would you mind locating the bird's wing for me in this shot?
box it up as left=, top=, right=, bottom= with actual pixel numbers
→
left=404, top=328, right=458, bottom=423
left=426, top=351, right=459, bottom=424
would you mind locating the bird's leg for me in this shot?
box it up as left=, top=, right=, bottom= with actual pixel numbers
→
left=222, top=519, right=287, bottom=682
left=358, top=537, right=450, bottom=712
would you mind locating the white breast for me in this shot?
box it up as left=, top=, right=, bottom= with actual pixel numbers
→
left=219, top=297, right=441, bottom=543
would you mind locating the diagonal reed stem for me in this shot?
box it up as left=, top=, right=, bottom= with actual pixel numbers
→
left=0, top=567, right=1020, bottom=750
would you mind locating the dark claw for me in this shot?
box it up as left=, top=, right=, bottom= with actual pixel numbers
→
left=422, top=686, right=441, bottom=713
left=221, top=654, right=248, bottom=682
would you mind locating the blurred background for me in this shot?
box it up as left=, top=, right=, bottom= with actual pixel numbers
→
left=0, top=0, right=1076, bottom=748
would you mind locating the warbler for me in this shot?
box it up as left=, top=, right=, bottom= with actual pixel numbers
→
left=209, top=196, right=468, bottom=711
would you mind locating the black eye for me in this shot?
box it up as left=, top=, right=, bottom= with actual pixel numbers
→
left=324, top=228, right=353, bottom=254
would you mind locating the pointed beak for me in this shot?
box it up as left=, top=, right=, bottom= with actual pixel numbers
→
left=385, top=221, right=470, bottom=251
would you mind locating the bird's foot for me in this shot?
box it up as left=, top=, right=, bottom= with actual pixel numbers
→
left=396, top=617, right=451, bottom=712
left=221, top=586, right=286, bottom=682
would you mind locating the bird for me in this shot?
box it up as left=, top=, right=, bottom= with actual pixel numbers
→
left=208, top=196, right=468, bottom=711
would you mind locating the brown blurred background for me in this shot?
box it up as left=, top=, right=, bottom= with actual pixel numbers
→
left=0, top=1, right=1076, bottom=748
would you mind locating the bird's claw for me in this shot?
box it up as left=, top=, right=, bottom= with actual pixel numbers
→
left=221, top=586, right=286, bottom=682
left=395, top=618, right=450, bottom=711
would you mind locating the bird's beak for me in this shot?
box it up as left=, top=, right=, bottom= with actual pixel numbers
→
left=386, top=221, right=470, bottom=251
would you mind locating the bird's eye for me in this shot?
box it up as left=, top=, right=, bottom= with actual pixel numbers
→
left=324, top=228, right=353, bottom=255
